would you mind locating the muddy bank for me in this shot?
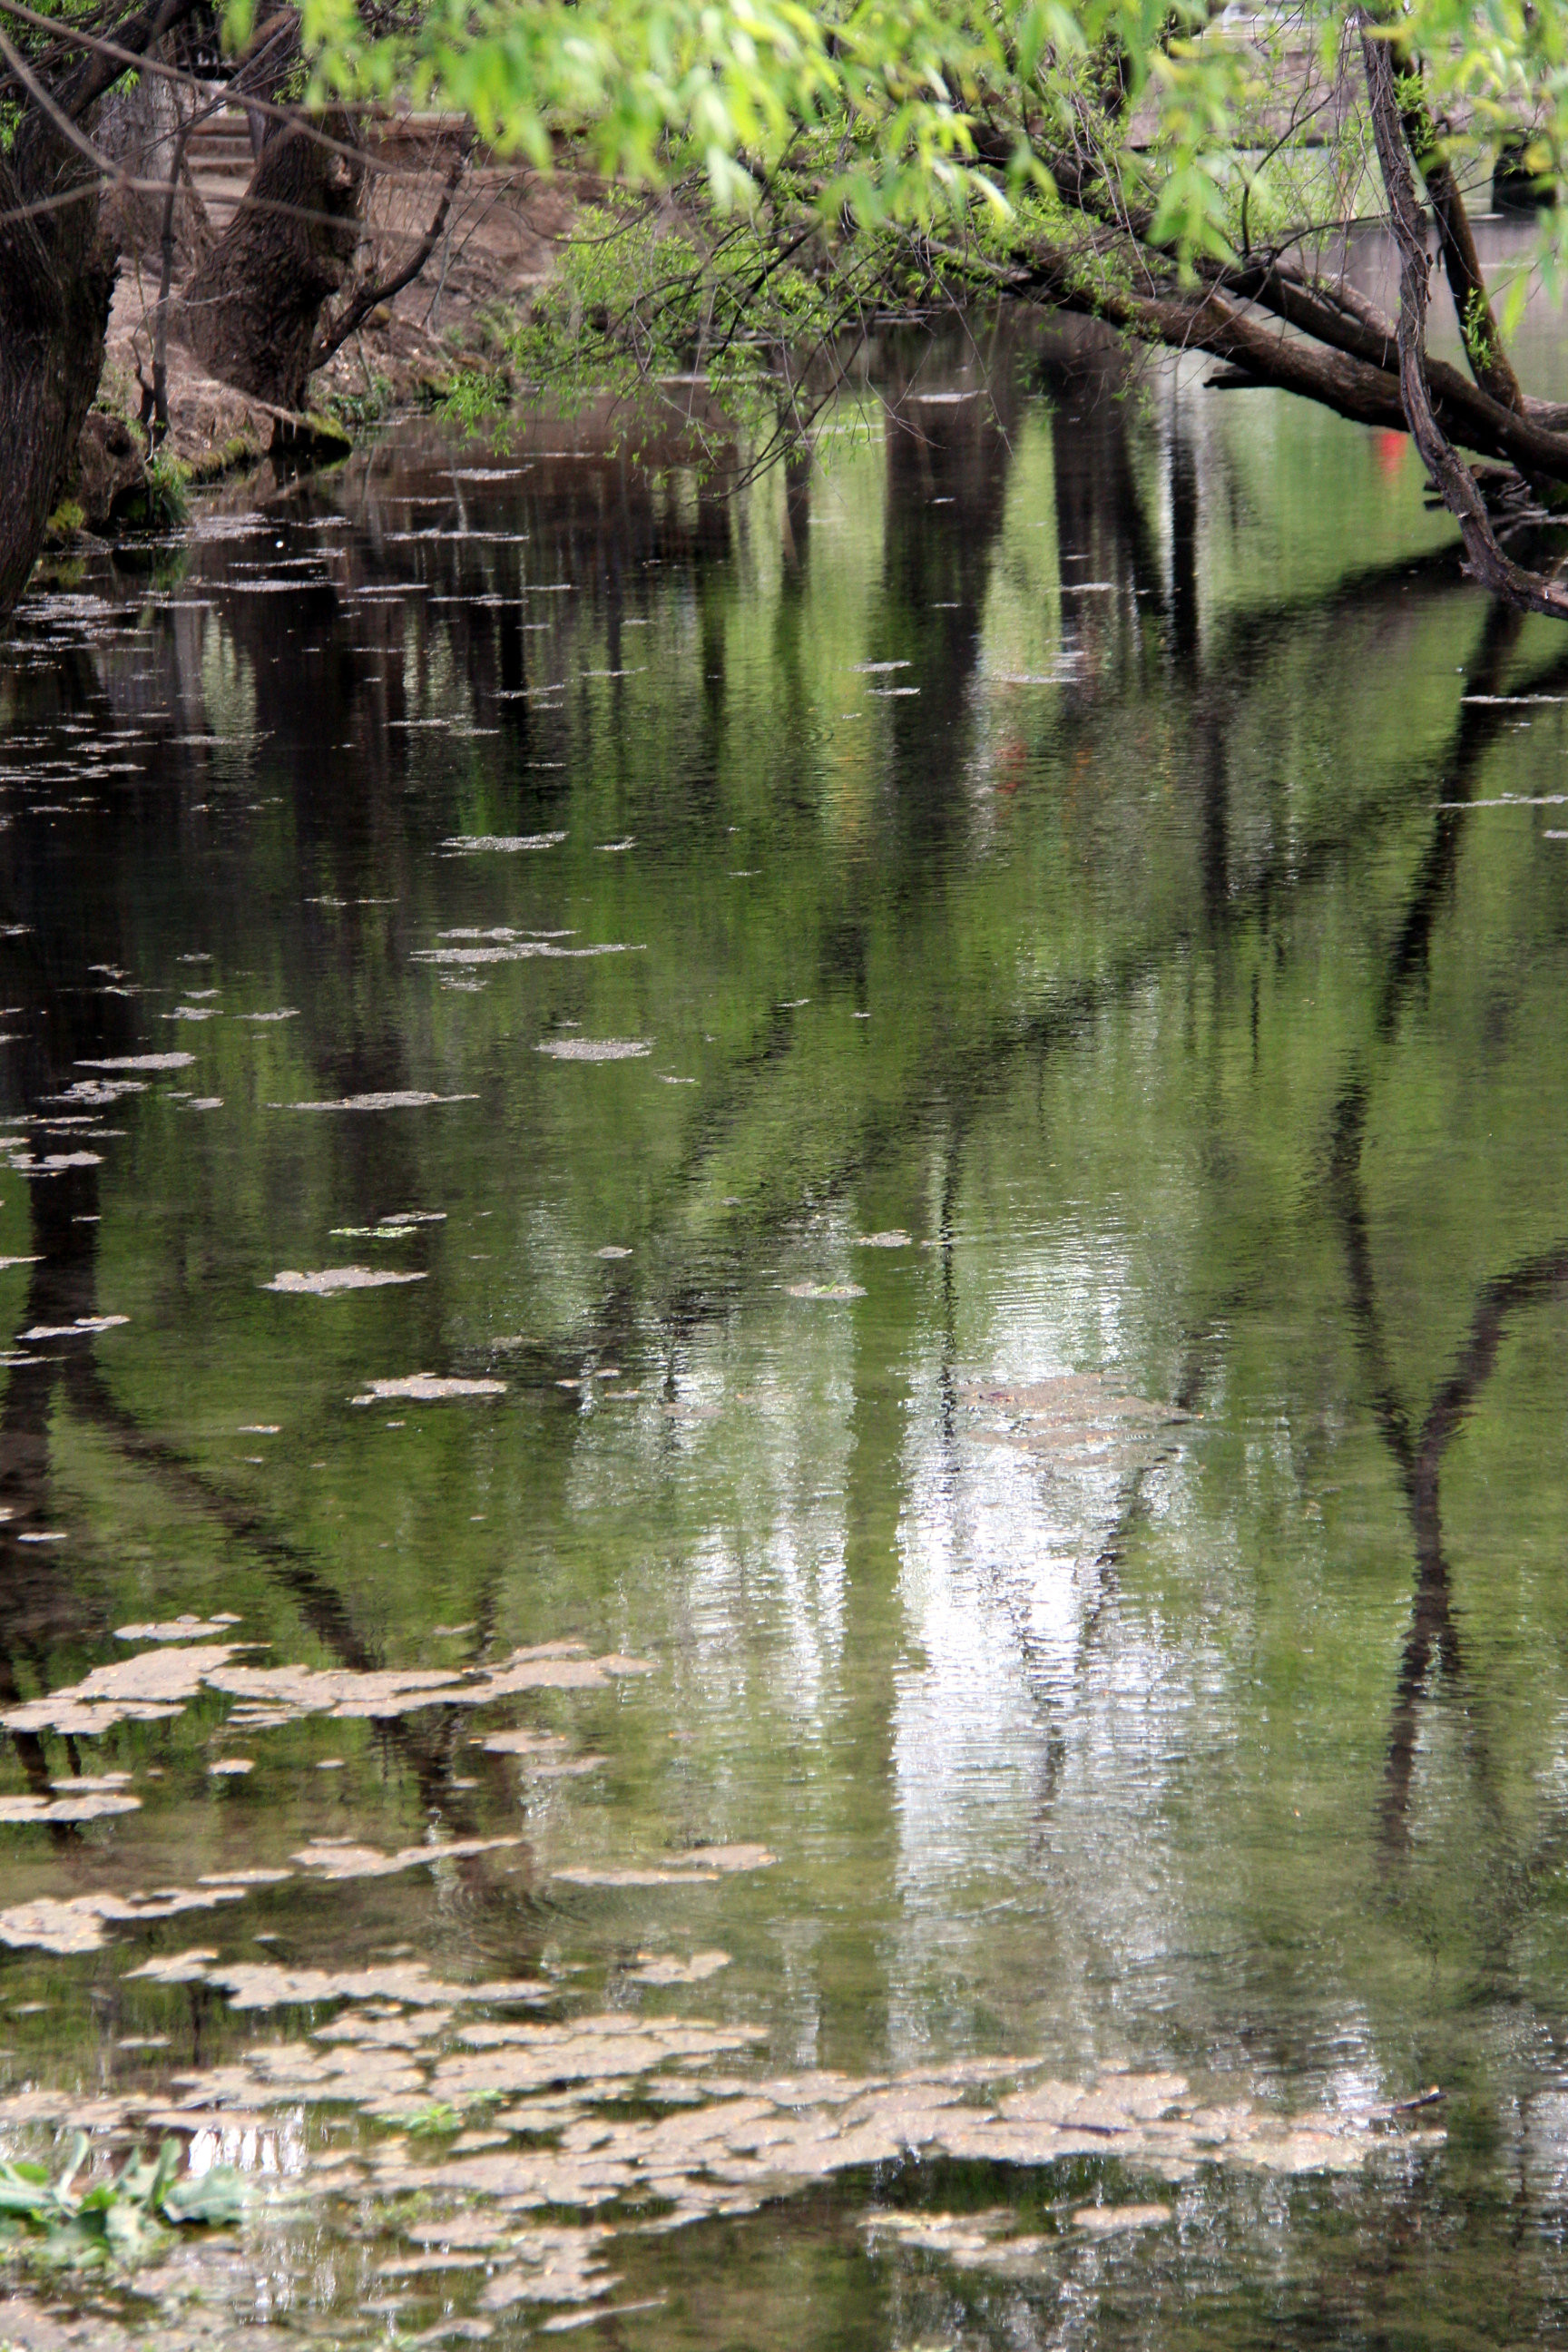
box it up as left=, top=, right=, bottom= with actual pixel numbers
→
left=55, top=130, right=573, bottom=542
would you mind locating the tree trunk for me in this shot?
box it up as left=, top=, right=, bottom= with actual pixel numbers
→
left=1359, top=21, right=1568, bottom=622
left=1396, top=65, right=1524, bottom=416
left=0, top=129, right=117, bottom=619
left=96, top=42, right=208, bottom=267
left=179, top=111, right=365, bottom=409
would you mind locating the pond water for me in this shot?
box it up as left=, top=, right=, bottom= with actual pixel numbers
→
left=3, top=282, right=1568, bottom=2348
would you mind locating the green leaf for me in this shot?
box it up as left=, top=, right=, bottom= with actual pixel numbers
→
left=149, top=2139, right=183, bottom=2210
left=162, top=2166, right=247, bottom=2228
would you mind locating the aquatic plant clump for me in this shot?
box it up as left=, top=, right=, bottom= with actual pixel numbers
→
left=0, top=2135, right=244, bottom=2272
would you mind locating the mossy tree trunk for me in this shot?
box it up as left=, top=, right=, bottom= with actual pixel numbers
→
left=0, top=0, right=201, bottom=622
left=0, top=129, right=118, bottom=616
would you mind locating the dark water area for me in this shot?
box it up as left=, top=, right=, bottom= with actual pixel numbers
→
left=2, top=285, right=1568, bottom=2347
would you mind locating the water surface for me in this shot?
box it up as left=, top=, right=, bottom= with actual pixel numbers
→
left=3, top=295, right=1568, bottom=2348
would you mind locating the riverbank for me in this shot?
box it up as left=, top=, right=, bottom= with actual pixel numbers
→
left=54, top=138, right=573, bottom=541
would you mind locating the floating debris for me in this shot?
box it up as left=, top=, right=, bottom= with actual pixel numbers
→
left=856, top=1231, right=912, bottom=1247
left=629, top=1952, right=730, bottom=1985
left=180, top=2053, right=1406, bottom=2253
left=0, top=1878, right=250, bottom=1955
left=0, top=1639, right=656, bottom=1752
left=295, top=1835, right=523, bottom=1880
left=478, top=2230, right=621, bottom=2309
left=74, top=1054, right=194, bottom=1071
left=54, top=1077, right=147, bottom=1102
left=280, top=1092, right=479, bottom=1112
left=536, top=1041, right=652, bottom=1062
left=19, top=1314, right=129, bottom=1338
left=1073, top=2202, right=1173, bottom=2233
left=558, top=1852, right=768, bottom=1891
left=786, top=1283, right=865, bottom=1300
left=119, top=1948, right=216, bottom=1985
left=1438, top=794, right=1568, bottom=808
left=862, top=2209, right=1053, bottom=2272
left=349, top=1374, right=507, bottom=1404
left=442, top=833, right=567, bottom=852
left=10, top=1152, right=103, bottom=1173
left=479, top=1729, right=581, bottom=1759
left=541, top=2296, right=667, bottom=2332
left=553, top=1867, right=726, bottom=1887
left=667, top=1845, right=776, bottom=1872
left=416, top=942, right=638, bottom=965
left=114, top=1614, right=241, bottom=1641
left=958, top=1371, right=1185, bottom=1470
left=151, top=1959, right=545, bottom=2010
left=208, top=1645, right=651, bottom=1720
left=2, top=1642, right=248, bottom=1736
left=0, top=1791, right=142, bottom=1823
left=264, top=1267, right=428, bottom=1295
left=440, top=927, right=577, bottom=944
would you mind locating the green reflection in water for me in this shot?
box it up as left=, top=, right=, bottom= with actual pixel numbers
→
left=0, top=292, right=1567, bottom=2347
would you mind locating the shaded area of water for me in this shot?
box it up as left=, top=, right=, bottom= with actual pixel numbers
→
left=1, top=299, right=1568, bottom=2347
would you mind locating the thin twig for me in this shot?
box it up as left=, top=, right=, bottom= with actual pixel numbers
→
left=310, top=144, right=468, bottom=368
left=0, top=26, right=136, bottom=188
left=0, top=0, right=440, bottom=185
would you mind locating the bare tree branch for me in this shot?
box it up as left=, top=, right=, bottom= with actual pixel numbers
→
left=0, top=26, right=135, bottom=188
left=0, top=0, right=426, bottom=187
left=309, top=143, right=468, bottom=371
